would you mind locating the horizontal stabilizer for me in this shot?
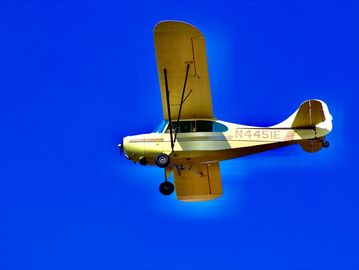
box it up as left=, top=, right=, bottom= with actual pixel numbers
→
left=300, top=138, right=324, bottom=153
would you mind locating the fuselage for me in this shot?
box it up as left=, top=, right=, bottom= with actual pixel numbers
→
left=122, top=118, right=331, bottom=165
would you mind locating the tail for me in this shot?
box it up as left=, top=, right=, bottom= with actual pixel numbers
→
left=273, top=99, right=333, bottom=152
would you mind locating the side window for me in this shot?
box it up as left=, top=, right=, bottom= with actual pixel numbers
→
left=213, top=122, right=228, bottom=132
left=165, top=121, right=193, bottom=133
left=195, top=121, right=228, bottom=132
left=196, top=121, right=213, bottom=132
left=179, top=121, right=192, bottom=133
left=165, top=121, right=228, bottom=133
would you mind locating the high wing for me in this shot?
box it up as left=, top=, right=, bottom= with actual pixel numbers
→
left=173, top=162, right=222, bottom=202
left=154, top=21, right=214, bottom=120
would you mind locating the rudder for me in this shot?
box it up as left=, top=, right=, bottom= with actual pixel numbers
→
left=292, top=100, right=325, bottom=128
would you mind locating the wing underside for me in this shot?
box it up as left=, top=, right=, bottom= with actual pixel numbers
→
left=173, top=162, right=222, bottom=202
left=154, top=21, right=214, bottom=120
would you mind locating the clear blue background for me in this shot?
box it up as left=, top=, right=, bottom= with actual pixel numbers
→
left=1, top=1, right=358, bottom=269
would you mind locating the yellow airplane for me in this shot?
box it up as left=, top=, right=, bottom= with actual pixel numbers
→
left=119, top=21, right=333, bottom=202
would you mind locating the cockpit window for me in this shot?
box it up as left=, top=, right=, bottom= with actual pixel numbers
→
left=165, top=120, right=228, bottom=133
left=166, top=121, right=192, bottom=133
left=152, top=120, right=168, bottom=133
left=177, top=121, right=192, bottom=133
left=196, top=120, right=213, bottom=132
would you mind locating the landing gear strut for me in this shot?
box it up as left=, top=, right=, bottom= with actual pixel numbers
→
left=156, top=65, right=187, bottom=196
left=159, top=165, right=174, bottom=196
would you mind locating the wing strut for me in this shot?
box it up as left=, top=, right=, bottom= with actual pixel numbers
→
left=174, top=64, right=190, bottom=143
left=164, top=68, right=174, bottom=150
left=164, top=64, right=190, bottom=151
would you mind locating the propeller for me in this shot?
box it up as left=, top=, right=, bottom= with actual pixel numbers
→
left=118, top=138, right=124, bottom=156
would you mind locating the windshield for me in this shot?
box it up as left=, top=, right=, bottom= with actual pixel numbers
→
left=152, top=120, right=168, bottom=133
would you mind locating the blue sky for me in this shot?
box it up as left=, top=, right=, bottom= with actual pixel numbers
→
left=1, top=1, right=359, bottom=269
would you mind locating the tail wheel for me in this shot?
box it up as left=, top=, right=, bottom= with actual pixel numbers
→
left=322, top=140, right=330, bottom=148
left=155, top=153, right=170, bottom=168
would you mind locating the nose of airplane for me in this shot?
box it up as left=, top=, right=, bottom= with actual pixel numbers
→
left=118, top=137, right=127, bottom=154
left=118, top=137, right=130, bottom=158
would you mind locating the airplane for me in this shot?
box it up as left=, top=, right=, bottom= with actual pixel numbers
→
left=118, top=21, right=333, bottom=202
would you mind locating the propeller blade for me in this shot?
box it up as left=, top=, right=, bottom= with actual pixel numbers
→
left=118, top=139, right=124, bottom=156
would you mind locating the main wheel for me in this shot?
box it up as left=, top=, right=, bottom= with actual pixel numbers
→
left=322, top=140, right=330, bottom=148
left=159, top=181, right=174, bottom=195
left=155, top=153, right=170, bottom=168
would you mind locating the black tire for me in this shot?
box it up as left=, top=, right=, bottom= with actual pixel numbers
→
left=139, top=157, right=147, bottom=166
left=155, top=153, right=170, bottom=168
left=322, top=140, right=330, bottom=148
left=159, top=181, right=174, bottom=195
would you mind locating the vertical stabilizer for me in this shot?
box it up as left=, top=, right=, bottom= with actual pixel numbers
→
left=273, top=99, right=333, bottom=153
left=273, top=99, right=333, bottom=132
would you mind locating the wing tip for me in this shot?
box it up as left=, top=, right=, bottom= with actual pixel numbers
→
left=177, top=194, right=222, bottom=202
left=153, top=20, right=202, bottom=34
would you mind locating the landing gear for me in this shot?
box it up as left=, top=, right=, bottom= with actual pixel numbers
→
left=158, top=165, right=174, bottom=196
left=139, top=157, right=147, bottom=166
left=159, top=181, right=174, bottom=195
left=155, top=153, right=170, bottom=168
left=322, top=140, right=330, bottom=148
